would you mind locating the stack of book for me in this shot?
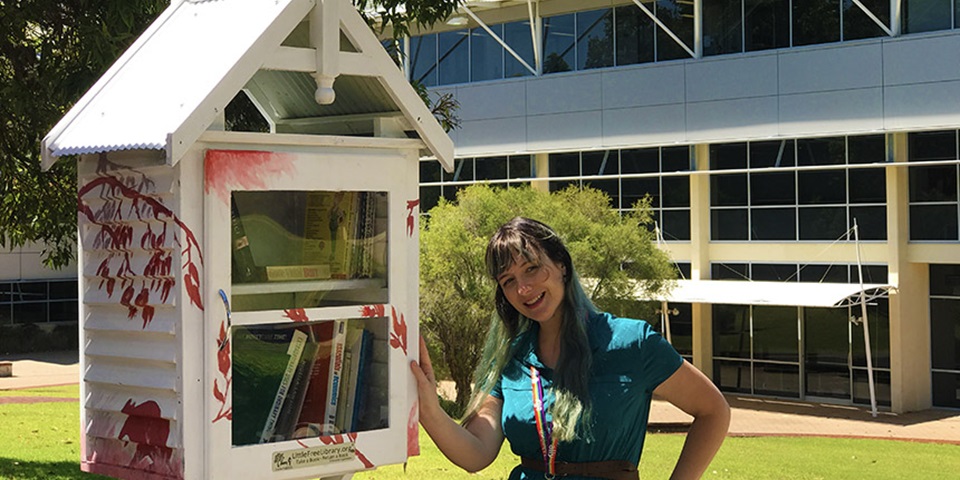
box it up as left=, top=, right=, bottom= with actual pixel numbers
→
left=230, top=319, right=380, bottom=446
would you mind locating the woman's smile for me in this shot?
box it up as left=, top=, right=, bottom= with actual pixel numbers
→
left=497, top=254, right=566, bottom=325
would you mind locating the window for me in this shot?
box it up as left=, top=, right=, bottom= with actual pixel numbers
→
left=438, top=30, right=469, bottom=85
left=909, top=130, right=960, bottom=241
left=578, top=9, right=614, bottom=70
left=410, top=34, right=437, bottom=87
left=656, top=0, right=695, bottom=61
left=543, top=13, right=576, bottom=73
left=0, top=280, right=79, bottom=326
left=504, top=21, right=535, bottom=78
left=745, top=0, right=791, bottom=51
left=704, top=0, right=744, bottom=56
left=615, top=5, right=655, bottom=65
left=794, top=0, right=841, bottom=46
left=930, top=264, right=960, bottom=408
left=410, top=18, right=535, bottom=85
left=710, top=135, right=887, bottom=242
left=710, top=262, right=891, bottom=405
left=471, top=26, right=504, bottom=82
left=420, top=156, right=534, bottom=213
left=903, top=0, right=953, bottom=33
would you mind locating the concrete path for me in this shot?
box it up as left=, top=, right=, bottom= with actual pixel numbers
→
left=3, top=351, right=958, bottom=445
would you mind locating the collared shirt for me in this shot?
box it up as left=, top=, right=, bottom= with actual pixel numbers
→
left=491, top=312, right=683, bottom=480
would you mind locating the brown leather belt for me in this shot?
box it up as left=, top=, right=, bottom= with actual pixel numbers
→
left=520, top=456, right=639, bottom=480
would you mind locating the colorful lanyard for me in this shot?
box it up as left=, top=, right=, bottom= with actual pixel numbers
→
left=530, top=366, right=558, bottom=478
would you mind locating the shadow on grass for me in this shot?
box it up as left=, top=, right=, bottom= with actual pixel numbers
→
left=0, top=458, right=110, bottom=480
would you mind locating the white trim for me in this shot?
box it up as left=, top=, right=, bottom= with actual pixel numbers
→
left=642, top=279, right=895, bottom=308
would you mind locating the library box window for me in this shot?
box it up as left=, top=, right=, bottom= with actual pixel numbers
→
left=230, top=190, right=389, bottom=312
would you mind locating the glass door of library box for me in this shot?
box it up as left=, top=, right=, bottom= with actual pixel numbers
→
left=203, top=147, right=419, bottom=479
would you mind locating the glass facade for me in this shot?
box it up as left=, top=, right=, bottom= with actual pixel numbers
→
left=0, top=280, right=79, bottom=326
left=710, top=262, right=891, bottom=406
left=403, top=2, right=960, bottom=87
left=419, top=156, right=533, bottom=213
left=704, top=0, right=888, bottom=56
left=930, top=264, right=960, bottom=408
left=548, top=147, right=692, bottom=241
left=909, top=130, right=960, bottom=241
left=710, top=135, right=888, bottom=242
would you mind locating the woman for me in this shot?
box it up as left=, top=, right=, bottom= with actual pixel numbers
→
left=411, top=217, right=729, bottom=479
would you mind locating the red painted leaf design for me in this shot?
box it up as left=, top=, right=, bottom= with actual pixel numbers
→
left=360, top=304, right=385, bottom=318
left=213, top=380, right=225, bottom=403
left=405, top=199, right=421, bottom=237
left=283, top=309, right=309, bottom=322
left=389, top=306, right=408, bottom=355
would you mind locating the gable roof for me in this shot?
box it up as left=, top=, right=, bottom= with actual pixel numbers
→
left=41, top=0, right=453, bottom=170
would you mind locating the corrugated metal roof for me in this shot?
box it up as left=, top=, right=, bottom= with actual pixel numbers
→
left=247, top=72, right=397, bottom=120
left=42, top=0, right=315, bottom=168
left=41, top=0, right=454, bottom=170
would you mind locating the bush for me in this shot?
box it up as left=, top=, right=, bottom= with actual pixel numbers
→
left=0, top=323, right=78, bottom=355
left=438, top=395, right=466, bottom=420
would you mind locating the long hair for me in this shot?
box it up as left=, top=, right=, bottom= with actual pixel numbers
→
left=462, top=217, right=598, bottom=443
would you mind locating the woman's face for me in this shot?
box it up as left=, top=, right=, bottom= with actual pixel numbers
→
left=496, top=253, right=566, bottom=327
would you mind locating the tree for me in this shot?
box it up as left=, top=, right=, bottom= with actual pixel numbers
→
left=419, top=184, right=676, bottom=409
left=1, top=1, right=169, bottom=268
left=0, top=0, right=462, bottom=268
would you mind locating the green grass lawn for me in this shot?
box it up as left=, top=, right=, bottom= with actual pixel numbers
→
left=2, top=386, right=958, bottom=479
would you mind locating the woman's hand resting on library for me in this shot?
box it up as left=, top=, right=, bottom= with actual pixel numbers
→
left=410, top=335, right=444, bottom=421
left=409, top=336, right=506, bottom=473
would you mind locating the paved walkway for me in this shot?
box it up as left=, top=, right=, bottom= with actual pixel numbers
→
left=3, top=351, right=959, bottom=445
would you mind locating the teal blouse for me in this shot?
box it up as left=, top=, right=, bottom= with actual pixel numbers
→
left=490, top=312, right=683, bottom=480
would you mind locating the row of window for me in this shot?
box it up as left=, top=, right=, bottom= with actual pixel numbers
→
left=419, top=155, right=534, bottom=210
left=929, top=265, right=960, bottom=408
left=547, top=147, right=692, bottom=241
left=908, top=130, right=960, bottom=241
left=0, top=280, right=79, bottom=326
left=709, top=262, right=891, bottom=405
left=407, top=0, right=960, bottom=87
left=420, top=129, right=960, bottom=243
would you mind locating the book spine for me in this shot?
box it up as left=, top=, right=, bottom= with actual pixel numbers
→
left=273, top=328, right=320, bottom=440
left=342, top=328, right=366, bottom=431
left=335, top=348, right=353, bottom=431
left=230, top=198, right=262, bottom=283
left=294, top=322, right=335, bottom=433
left=323, top=320, right=348, bottom=434
left=264, top=264, right=332, bottom=281
left=260, top=329, right=307, bottom=443
left=351, top=330, right=373, bottom=431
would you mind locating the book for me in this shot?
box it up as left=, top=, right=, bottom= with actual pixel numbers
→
left=293, top=321, right=336, bottom=434
left=335, top=323, right=366, bottom=431
left=259, top=328, right=308, bottom=443
left=230, top=197, right=264, bottom=283
left=302, top=191, right=360, bottom=280
left=264, top=264, right=332, bottom=282
left=345, top=329, right=372, bottom=431
left=323, top=319, right=348, bottom=433
left=272, top=326, right=322, bottom=440
left=230, top=325, right=298, bottom=446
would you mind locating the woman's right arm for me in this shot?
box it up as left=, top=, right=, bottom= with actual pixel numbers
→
left=410, top=336, right=505, bottom=472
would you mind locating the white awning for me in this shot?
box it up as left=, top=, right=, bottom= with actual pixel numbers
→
left=642, top=280, right=895, bottom=308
